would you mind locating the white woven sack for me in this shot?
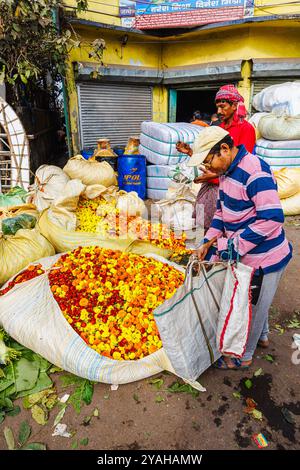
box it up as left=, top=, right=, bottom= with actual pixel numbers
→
left=259, top=114, right=300, bottom=141
left=147, top=188, right=168, bottom=200
left=0, top=252, right=205, bottom=389
left=154, top=261, right=224, bottom=381
left=217, top=262, right=254, bottom=358
left=139, top=122, right=203, bottom=165
left=146, top=165, right=173, bottom=193
left=255, top=138, right=300, bottom=169
left=253, top=81, right=300, bottom=116
left=28, top=165, right=70, bottom=211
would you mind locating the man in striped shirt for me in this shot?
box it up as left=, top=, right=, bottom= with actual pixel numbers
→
left=188, top=126, right=292, bottom=370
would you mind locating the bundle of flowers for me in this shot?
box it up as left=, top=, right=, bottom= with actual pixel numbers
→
left=76, top=196, right=190, bottom=260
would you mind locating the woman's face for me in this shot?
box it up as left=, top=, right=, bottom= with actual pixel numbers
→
left=202, top=144, right=233, bottom=175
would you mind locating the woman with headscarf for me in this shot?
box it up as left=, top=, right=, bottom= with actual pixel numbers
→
left=176, top=85, right=256, bottom=232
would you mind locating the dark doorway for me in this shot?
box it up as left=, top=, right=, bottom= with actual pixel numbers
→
left=176, top=88, right=218, bottom=123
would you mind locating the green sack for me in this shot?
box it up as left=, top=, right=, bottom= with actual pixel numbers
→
left=0, top=187, right=28, bottom=208
left=2, top=214, right=37, bottom=236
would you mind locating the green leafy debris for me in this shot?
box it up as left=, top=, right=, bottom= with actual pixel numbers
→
left=245, top=379, right=253, bottom=389
left=148, top=378, right=164, bottom=390
left=167, top=381, right=199, bottom=398
left=263, top=354, right=274, bottom=363
left=18, top=421, right=31, bottom=446
left=80, top=437, right=89, bottom=446
left=4, top=426, right=15, bottom=450
left=31, top=404, right=48, bottom=426
left=155, top=395, right=165, bottom=403
left=233, top=392, right=241, bottom=399
left=60, top=374, right=94, bottom=414
left=254, top=368, right=263, bottom=377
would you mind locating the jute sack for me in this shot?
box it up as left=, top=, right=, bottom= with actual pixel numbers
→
left=274, top=168, right=300, bottom=199
left=63, top=155, right=117, bottom=187
left=0, top=228, right=54, bottom=286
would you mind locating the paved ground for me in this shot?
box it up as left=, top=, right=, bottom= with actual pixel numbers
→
left=0, top=223, right=299, bottom=451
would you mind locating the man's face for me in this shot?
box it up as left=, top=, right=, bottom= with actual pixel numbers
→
left=216, top=100, right=237, bottom=123
left=202, top=144, right=233, bottom=175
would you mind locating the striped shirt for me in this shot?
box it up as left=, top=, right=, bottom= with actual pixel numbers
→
left=204, top=145, right=292, bottom=274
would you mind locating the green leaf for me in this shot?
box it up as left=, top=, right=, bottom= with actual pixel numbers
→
left=155, top=395, right=165, bottom=403
left=245, top=379, right=253, bottom=389
left=18, top=421, right=31, bottom=446
left=21, top=442, right=46, bottom=450
left=254, top=368, right=263, bottom=377
left=53, top=405, right=66, bottom=427
left=0, top=375, right=14, bottom=393
left=149, top=378, right=164, bottom=390
left=80, top=437, right=89, bottom=446
left=0, top=368, right=5, bottom=378
left=14, top=358, right=40, bottom=393
left=12, top=23, right=21, bottom=32
left=233, top=392, right=241, bottom=399
left=167, top=381, right=199, bottom=398
left=4, top=426, right=15, bottom=450
left=82, top=381, right=94, bottom=405
left=31, top=404, right=48, bottom=426
left=252, top=409, right=263, bottom=421
left=60, top=374, right=83, bottom=388
left=6, top=405, right=21, bottom=417
left=263, top=354, right=274, bottom=363
left=22, top=388, right=55, bottom=407
left=71, top=440, right=78, bottom=449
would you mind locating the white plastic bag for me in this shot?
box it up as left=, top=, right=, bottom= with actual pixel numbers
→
left=28, top=165, right=70, bottom=211
left=253, top=81, right=300, bottom=117
left=217, top=262, right=254, bottom=358
left=154, top=260, right=224, bottom=381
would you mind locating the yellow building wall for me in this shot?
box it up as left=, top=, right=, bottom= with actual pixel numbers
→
left=66, top=27, right=168, bottom=152
left=65, top=5, right=300, bottom=151
left=64, top=0, right=121, bottom=26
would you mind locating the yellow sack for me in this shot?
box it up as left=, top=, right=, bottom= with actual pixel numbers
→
left=0, top=228, right=55, bottom=286
left=38, top=180, right=171, bottom=258
left=274, top=168, right=300, bottom=199
left=281, top=191, right=300, bottom=216
left=63, top=155, right=117, bottom=187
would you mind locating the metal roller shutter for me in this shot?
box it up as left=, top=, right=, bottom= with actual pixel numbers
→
left=251, top=78, right=299, bottom=112
left=77, top=82, right=153, bottom=148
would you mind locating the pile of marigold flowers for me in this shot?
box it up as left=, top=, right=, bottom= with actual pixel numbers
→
left=75, top=196, right=191, bottom=259
left=0, top=264, right=44, bottom=296
left=48, top=247, right=184, bottom=360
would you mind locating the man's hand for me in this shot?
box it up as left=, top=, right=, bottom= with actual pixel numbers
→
left=194, top=168, right=218, bottom=183
left=194, top=236, right=218, bottom=261
left=176, top=141, right=192, bottom=156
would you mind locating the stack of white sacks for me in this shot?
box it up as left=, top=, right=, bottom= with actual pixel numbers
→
left=139, top=122, right=203, bottom=235
left=250, top=82, right=300, bottom=215
left=139, top=121, right=203, bottom=200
